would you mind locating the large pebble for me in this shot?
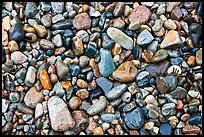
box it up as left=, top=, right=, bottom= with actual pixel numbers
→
left=169, top=86, right=187, bottom=99
left=96, top=77, right=113, bottom=93
left=182, top=125, right=200, bottom=134
left=106, top=84, right=127, bottom=100
left=137, top=29, right=154, bottom=46
left=73, top=13, right=91, bottom=30
left=107, top=27, right=133, bottom=49
left=25, top=66, right=37, bottom=87
left=24, top=2, right=37, bottom=18
left=159, top=122, right=172, bottom=135
left=112, top=61, right=137, bottom=82
left=124, top=107, right=145, bottom=129
left=24, top=86, right=44, bottom=108
left=51, top=2, right=64, bottom=14
left=48, top=96, right=75, bottom=131
left=40, top=39, right=55, bottom=49
left=11, top=51, right=28, bottom=64
left=41, top=14, right=52, bottom=28
left=98, top=48, right=115, bottom=77
left=128, top=5, right=151, bottom=24
left=87, top=96, right=107, bottom=116
left=9, top=22, right=24, bottom=42
left=160, top=30, right=183, bottom=49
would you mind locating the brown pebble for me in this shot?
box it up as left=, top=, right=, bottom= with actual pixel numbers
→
left=107, top=128, right=115, bottom=135
left=105, top=105, right=115, bottom=114
left=23, top=26, right=36, bottom=33
left=8, top=40, right=19, bottom=52
left=93, top=127, right=104, bottom=135
left=73, top=13, right=91, bottom=30
left=181, top=113, right=190, bottom=121
left=77, top=79, right=88, bottom=89
left=76, top=89, right=89, bottom=100
left=171, top=6, right=183, bottom=21
left=129, top=130, right=139, bottom=135
left=187, top=56, right=196, bottom=66
left=2, top=31, right=8, bottom=46
left=68, top=96, right=82, bottom=110
left=82, top=4, right=89, bottom=12
left=50, top=74, right=58, bottom=85
left=2, top=16, right=11, bottom=31
left=182, top=124, right=200, bottom=134
left=34, top=25, right=47, bottom=38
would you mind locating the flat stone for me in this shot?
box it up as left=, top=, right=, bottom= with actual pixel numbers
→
left=68, top=96, right=82, bottom=110
left=52, top=14, right=65, bottom=24
left=73, top=13, right=91, bottom=30
left=171, top=6, right=183, bottom=21
left=107, top=27, right=133, bottom=49
left=41, top=14, right=52, bottom=28
left=165, top=75, right=177, bottom=91
left=35, top=103, right=43, bottom=118
left=40, top=39, right=55, bottom=49
left=112, top=61, right=137, bottom=82
left=48, top=96, right=75, bottom=131
left=53, top=81, right=65, bottom=97
left=147, top=40, right=158, bottom=52
left=160, top=30, right=183, bottom=49
left=51, top=19, right=72, bottom=30
left=124, top=107, right=145, bottom=129
left=113, top=2, right=125, bottom=17
left=106, top=84, right=127, bottom=100
left=98, top=48, right=115, bottom=77
left=152, top=49, right=168, bottom=63
left=128, top=5, right=151, bottom=24
left=137, top=29, right=154, bottom=46
left=17, top=103, right=34, bottom=114
left=96, top=77, right=113, bottom=93
left=87, top=96, right=107, bottom=116
left=11, top=51, right=28, bottom=64
left=136, top=71, right=149, bottom=81
left=2, top=16, right=11, bottom=31
left=24, top=2, right=37, bottom=18
left=51, top=2, right=64, bottom=14
left=24, top=86, right=44, bottom=108
left=128, top=19, right=140, bottom=30
left=52, top=34, right=62, bottom=47
left=25, top=66, right=37, bottom=87
left=156, top=76, right=169, bottom=94
left=166, top=2, right=179, bottom=12
left=182, top=125, right=200, bottom=134
left=146, top=60, right=170, bottom=76
left=101, top=114, right=116, bottom=123
left=164, top=19, right=177, bottom=30
left=188, top=114, right=202, bottom=125
left=55, top=61, right=69, bottom=80
left=9, top=22, right=24, bottom=42
left=159, top=122, right=172, bottom=135
left=170, top=87, right=187, bottom=99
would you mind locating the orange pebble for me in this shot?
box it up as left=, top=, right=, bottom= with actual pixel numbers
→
left=61, top=81, right=72, bottom=91
left=177, top=100, right=183, bottom=109
left=40, top=70, right=52, bottom=90
left=93, top=127, right=104, bottom=135
left=187, top=56, right=196, bottom=66
left=82, top=4, right=89, bottom=12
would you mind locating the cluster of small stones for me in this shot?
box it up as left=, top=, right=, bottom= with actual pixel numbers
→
left=2, top=2, right=202, bottom=135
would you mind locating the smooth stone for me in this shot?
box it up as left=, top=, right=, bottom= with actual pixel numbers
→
left=137, top=29, right=154, bottom=46
left=40, top=39, right=55, bottom=49
left=159, top=122, right=172, bottom=135
left=24, top=2, right=37, bottom=18
left=146, top=60, right=170, bottom=76
left=73, top=13, right=91, bottom=30
left=76, top=89, right=89, bottom=100
left=164, top=19, right=177, bottom=30
left=112, top=61, right=137, bottom=82
left=68, top=96, right=82, bottom=110
left=9, top=22, right=24, bottom=42
left=25, top=66, right=37, bottom=87
left=121, top=92, right=132, bottom=103
left=107, top=27, right=133, bottom=49
left=124, top=107, right=145, bottom=129
left=136, top=71, right=149, bottom=81
left=148, top=109, right=159, bottom=119
left=113, top=2, right=125, bottom=17
left=11, top=51, right=28, bottom=64
left=188, top=88, right=199, bottom=98
left=166, top=2, right=179, bottom=12
left=157, top=4, right=166, bottom=15
left=55, top=61, right=69, bottom=80
left=160, top=30, right=183, bottom=49
left=171, top=6, right=183, bottom=21
left=24, top=87, right=44, bottom=108
left=152, top=19, right=164, bottom=32
left=98, top=48, right=115, bottom=77
left=52, top=14, right=65, bottom=24
left=51, top=2, right=64, bottom=14
left=189, top=23, right=202, bottom=35
left=72, top=36, right=84, bottom=56
left=69, top=64, right=80, bottom=76
left=53, top=81, right=65, bottom=97
left=51, top=19, right=72, bottom=30
left=144, top=95, right=158, bottom=107
left=40, top=70, right=52, bottom=90
left=165, top=75, right=177, bottom=91
left=162, top=103, right=175, bottom=116
left=76, top=30, right=89, bottom=43
left=196, top=49, right=202, bottom=65
left=96, top=77, right=113, bottom=93
left=170, top=57, right=183, bottom=65
left=102, top=33, right=115, bottom=49
left=156, top=76, right=169, bottom=94
left=52, top=34, right=62, bottom=47
left=85, top=42, right=98, bottom=58
left=17, top=103, right=34, bottom=114
left=182, top=124, right=200, bottom=134
left=188, top=114, right=202, bottom=125
left=2, top=99, right=10, bottom=113
left=48, top=96, right=75, bottom=131
left=64, top=29, right=74, bottom=38
left=87, top=96, right=107, bottom=116
left=99, top=12, right=106, bottom=29
left=147, top=41, right=158, bottom=52
left=170, top=87, right=187, bottom=99
left=35, top=103, right=43, bottom=119
left=106, top=84, right=127, bottom=101
left=128, top=19, right=140, bottom=30
left=41, top=2, right=51, bottom=12
left=137, top=78, right=149, bottom=88
left=101, top=114, right=116, bottom=123
left=79, top=56, right=89, bottom=68
left=167, top=50, right=181, bottom=57
left=89, top=88, right=103, bottom=100
left=152, top=49, right=168, bottom=63
left=128, top=5, right=151, bottom=24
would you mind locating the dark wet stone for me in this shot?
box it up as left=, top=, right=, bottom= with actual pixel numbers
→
left=89, top=88, right=103, bottom=100
left=63, top=37, right=72, bottom=49
left=85, top=42, right=98, bottom=58
left=188, top=105, right=199, bottom=114
left=64, top=29, right=74, bottom=38
left=165, top=75, right=177, bottom=91
left=132, top=46, right=140, bottom=59
left=99, top=12, right=106, bottom=29
left=189, top=23, right=202, bottom=35
left=140, top=129, right=151, bottom=135
left=188, top=114, right=202, bottom=125
left=197, top=4, right=202, bottom=16
left=24, top=2, right=38, bottom=19
left=69, top=64, right=81, bottom=76
left=181, top=45, right=191, bottom=52
left=145, top=60, right=170, bottom=76
left=9, top=22, right=25, bottom=42
left=45, top=49, right=54, bottom=56
left=96, top=77, right=113, bottom=93
left=51, top=19, right=72, bottom=30
left=17, top=103, right=34, bottom=114
left=159, top=122, right=172, bottom=135
left=102, top=33, right=115, bottom=49
left=115, top=102, right=126, bottom=111
left=105, top=12, right=114, bottom=19
left=149, top=77, right=156, bottom=85
left=169, top=86, right=187, bottom=99
left=191, top=33, right=201, bottom=48
left=124, top=107, right=145, bottom=129
left=137, top=78, right=149, bottom=88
